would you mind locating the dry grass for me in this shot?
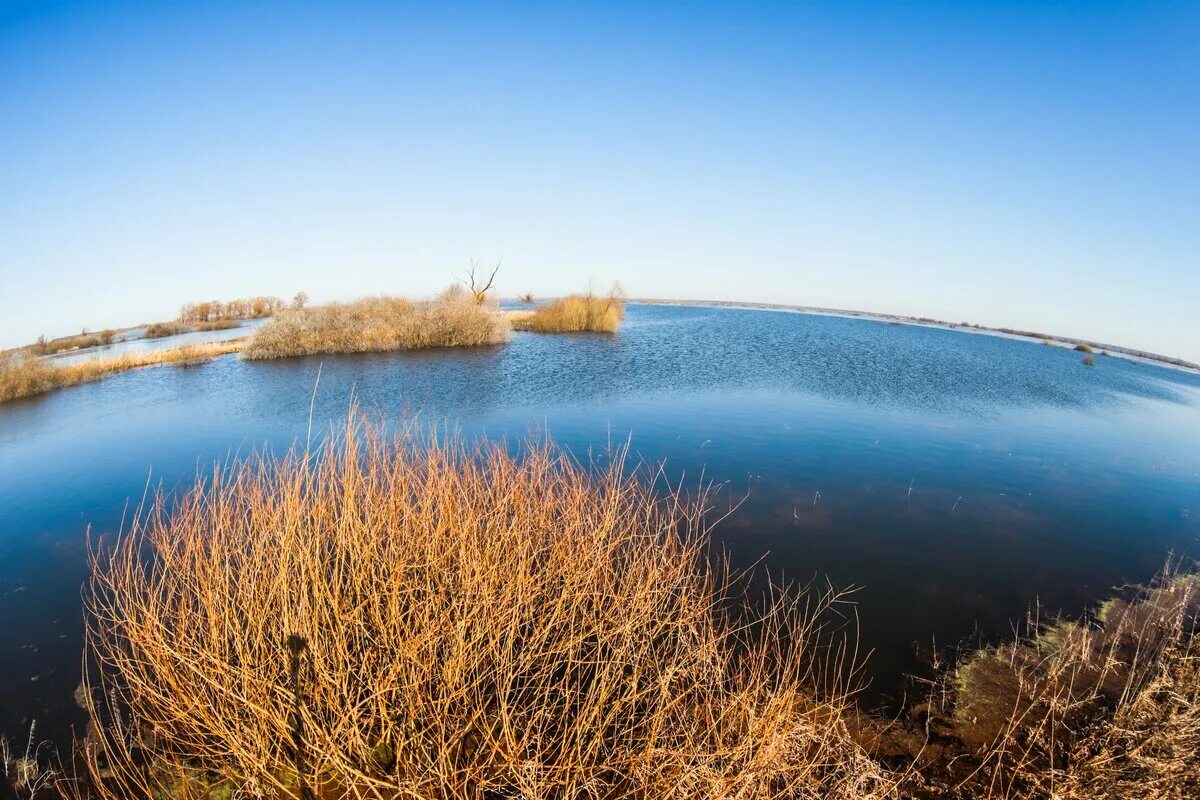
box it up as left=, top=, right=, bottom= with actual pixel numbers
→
left=31, top=330, right=120, bottom=356
left=515, top=290, right=626, bottom=333
left=241, top=293, right=510, bottom=360
left=75, top=420, right=888, bottom=800
left=891, top=567, right=1200, bottom=799
left=0, top=341, right=244, bottom=404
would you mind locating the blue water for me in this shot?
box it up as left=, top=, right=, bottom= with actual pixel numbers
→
left=2, top=303, right=1199, bottom=743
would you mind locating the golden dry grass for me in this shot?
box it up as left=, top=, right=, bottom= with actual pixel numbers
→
left=75, top=421, right=889, bottom=800
left=514, top=291, right=626, bottom=333
left=0, top=341, right=244, bottom=403
left=242, top=294, right=510, bottom=360
left=888, top=567, right=1200, bottom=799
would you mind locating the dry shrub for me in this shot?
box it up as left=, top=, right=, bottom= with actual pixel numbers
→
left=142, top=322, right=191, bottom=339
left=78, top=421, right=889, bottom=800
left=517, top=290, right=626, bottom=333
left=242, top=293, right=510, bottom=360
left=0, top=342, right=243, bottom=403
left=936, top=568, right=1200, bottom=799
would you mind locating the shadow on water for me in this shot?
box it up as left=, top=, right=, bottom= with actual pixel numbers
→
left=1, top=304, right=1199, bottom=744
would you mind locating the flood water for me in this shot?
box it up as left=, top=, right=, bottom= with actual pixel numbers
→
left=2, top=303, right=1199, bottom=745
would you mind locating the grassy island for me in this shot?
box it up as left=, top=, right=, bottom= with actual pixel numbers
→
left=241, top=292, right=511, bottom=360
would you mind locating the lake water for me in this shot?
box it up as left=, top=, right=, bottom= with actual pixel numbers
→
left=2, top=303, right=1199, bottom=746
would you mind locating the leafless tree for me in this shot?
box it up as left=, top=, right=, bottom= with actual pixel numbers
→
left=457, top=258, right=500, bottom=305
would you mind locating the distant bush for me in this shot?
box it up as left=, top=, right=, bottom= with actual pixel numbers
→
left=142, top=322, right=190, bottom=339
left=191, top=319, right=241, bottom=332
left=29, top=329, right=118, bottom=355
left=1075, top=343, right=1094, bottom=353
left=179, top=296, right=285, bottom=323
left=241, top=292, right=510, bottom=360
left=516, top=288, right=626, bottom=333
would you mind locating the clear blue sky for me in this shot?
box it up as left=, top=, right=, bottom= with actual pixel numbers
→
left=2, top=1, right=1197, bottom=359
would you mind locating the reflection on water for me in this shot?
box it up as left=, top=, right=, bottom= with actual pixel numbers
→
left=2, top=304, right=1199, bottom=744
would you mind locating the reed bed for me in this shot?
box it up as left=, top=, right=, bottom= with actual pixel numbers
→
left=0, top=341, right=243, bottom=403
left=241, top=294, right=510, bottom=360
left=514, top=291, right=626, bottom=333
left=76, top=421, right=888, bottom=800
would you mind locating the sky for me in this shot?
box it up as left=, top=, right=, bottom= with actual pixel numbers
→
left=1, top=1, right=1198, bottom=359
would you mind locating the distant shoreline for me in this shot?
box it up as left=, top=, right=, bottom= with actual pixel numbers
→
left=626, top=297, right=1200, bottom=374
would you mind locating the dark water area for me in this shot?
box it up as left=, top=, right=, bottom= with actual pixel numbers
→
left=2, top=303, right=1199, bottom=746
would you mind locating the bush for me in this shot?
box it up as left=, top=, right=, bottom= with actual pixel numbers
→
left=1075, top=343, right=1094, bottom=353
left=141, top=322, right=190, bottom=339
left=936, top=570, right=1200, bottom=799
left=241, top=292, right=510, bottom=360
left=78, top=422, right=886, bottom=799
left=515, top=289, right=626, bottom=333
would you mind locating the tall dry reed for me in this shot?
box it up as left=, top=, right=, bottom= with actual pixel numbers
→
left=241, top=294, right=510, bottom=360
left=77, top=421, right=888, bottom=800
left=516, top=290, right=626, bottom=333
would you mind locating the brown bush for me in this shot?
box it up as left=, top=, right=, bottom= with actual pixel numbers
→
left=77, top=422, right=888, bottom=800
left=241, top=293, right=510, bottom=360
left=515, top=289, right=626, bottom=333
left=896, top=568, right=1200, bottom=799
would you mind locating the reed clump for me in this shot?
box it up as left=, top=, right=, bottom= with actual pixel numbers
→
left=515, top=289, right=626, bottom=333
left=0, top=342, right=243, bottom=403
left=241, top=292, right=510, bottom=360
left=77, top=422, right=888, bottom=800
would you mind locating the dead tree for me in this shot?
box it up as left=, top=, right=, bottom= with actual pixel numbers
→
left=457, top=259, right=500, bottom=305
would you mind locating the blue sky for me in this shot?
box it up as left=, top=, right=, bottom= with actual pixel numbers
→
left=2, top=1, right=1197, bottom=358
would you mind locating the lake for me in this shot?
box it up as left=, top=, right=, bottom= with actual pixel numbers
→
left=2, top=302, right=1199, bottom=746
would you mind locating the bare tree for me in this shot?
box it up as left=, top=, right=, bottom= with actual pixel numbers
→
left=292, top=292, right=309, bottom=310
left=457, top=258, right=500, bottom=305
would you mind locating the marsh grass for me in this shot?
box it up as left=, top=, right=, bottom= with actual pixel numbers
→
left=515, top=289, right=626, bottom=333
left=241, top=294, right=510, bottom=360
left=76, top=420, right=888, bottom=800
left=893, top=566, right=1200, bottom=799
left=0, top=342, right=243, bottom=403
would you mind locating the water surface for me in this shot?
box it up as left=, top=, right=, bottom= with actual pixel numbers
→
left=2, top=304, right=1198, bottom=744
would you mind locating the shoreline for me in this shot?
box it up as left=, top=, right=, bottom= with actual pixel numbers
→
left=626, top=297, right=1200, bottom=374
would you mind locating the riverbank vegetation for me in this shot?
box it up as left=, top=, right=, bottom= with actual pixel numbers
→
left=241, top=290, right=510, bottom=360
left=878, top=565, right=1200, bottom=799
left=513, top=287, right=626, bottom=333
left=0, top=341, right=243, bottom=403
left=178, top=296, right=285, bottom=323
left=75, top=423, right=885, bottom=799
left=29, top=329, right=121, bottom=356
